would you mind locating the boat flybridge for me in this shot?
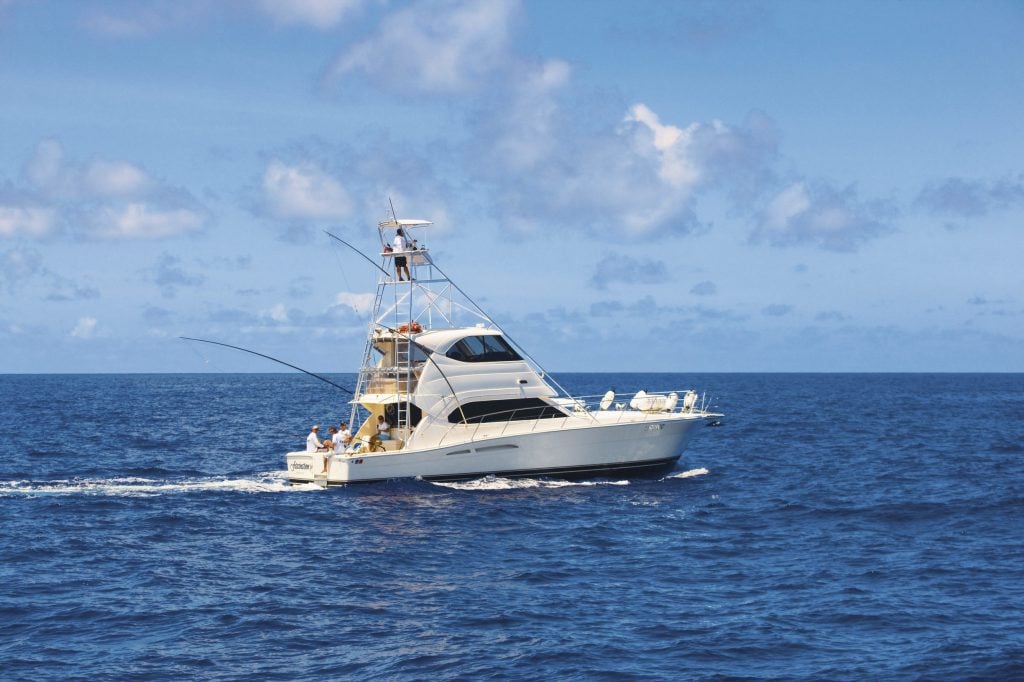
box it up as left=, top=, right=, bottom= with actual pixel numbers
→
left=286, top=215, right=721, bottom=485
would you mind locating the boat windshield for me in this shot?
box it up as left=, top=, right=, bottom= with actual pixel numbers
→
left=445, top=335, right=522, bottom=363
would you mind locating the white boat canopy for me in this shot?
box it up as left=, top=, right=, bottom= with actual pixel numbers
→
left=378, top=219, right=432, bottom=228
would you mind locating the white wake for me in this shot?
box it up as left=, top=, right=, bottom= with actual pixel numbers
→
left=666, top=467, right=709, bottom=479
left=0, top=471, right=321, bottom=497
left=428, top=475, right=632, bottom=491
left=429, top=467, right=710, bottom=491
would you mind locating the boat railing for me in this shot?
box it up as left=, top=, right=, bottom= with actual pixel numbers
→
left=362, top=366, right=420, bottom=395
left=436, top=389, right=713, bottom=446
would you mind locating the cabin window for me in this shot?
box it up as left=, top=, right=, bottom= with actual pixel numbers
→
left=447, top=398, right=565, bottom=424
left=445, top=335, right=522, bottom=363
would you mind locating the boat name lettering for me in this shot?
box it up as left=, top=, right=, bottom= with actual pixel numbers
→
left=290, top=462, right=311, bottom=471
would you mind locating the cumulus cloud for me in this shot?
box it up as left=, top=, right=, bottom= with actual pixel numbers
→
left=0, top=203, right=56, bottom=237
left=590, top=254, right=669, bottom=290
left=915, top=174, right=1024, bottom=220
left=23, top=138, right=151, bottom=199
left=83, top=160, right=149, bottom=196
left=262, top=160, right=353, bottom=221
left=71, top=316, right=98, bottom=339
left=252, top=139, right=455, bottom=237
left=5, top=138, right=208, bottom=240
left=478, top=59, right=572, bottom=173
left=750, top=181, right=896, bottom=251
left=470, top=60, right=778, bottom=236
left=93, top=203, right=205, bottom=239
left=327, top=0, right=521, bottom=93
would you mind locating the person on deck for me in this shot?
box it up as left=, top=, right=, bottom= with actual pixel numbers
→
left=377, top=415, right=391, bottom=441
left=306, top=425, right=323, bottom=453
left=393, top=228, right=412, bottom=282
left=337, top=423, right=352, bottom=452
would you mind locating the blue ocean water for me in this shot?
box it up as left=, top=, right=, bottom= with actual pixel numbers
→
left=1, top=373, right=1022, bottom=680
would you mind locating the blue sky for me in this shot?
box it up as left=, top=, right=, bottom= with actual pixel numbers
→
left=1, top=0, right=1022, bottom=373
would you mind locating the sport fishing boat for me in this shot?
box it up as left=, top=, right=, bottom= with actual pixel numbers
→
left=286, top=214, right=721, bottom=485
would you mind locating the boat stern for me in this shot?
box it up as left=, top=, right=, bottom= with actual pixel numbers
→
left=285, top=450, right=319, bottom=483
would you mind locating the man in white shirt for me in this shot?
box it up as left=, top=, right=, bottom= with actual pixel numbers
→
left=306, top=425, right=322, bottom=452
left=393, top=228, right=412, bottom=282
left=377, top=415, right=391, bottom=440
left=336, top=423, right=352, bottom=453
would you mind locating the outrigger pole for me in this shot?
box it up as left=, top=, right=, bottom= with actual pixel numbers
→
left=180, top=337, right=353, bottom=395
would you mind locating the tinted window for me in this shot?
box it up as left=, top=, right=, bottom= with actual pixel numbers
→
left=445, top=335, right=522, bottom=363
left=448, top=398, right=565, bottom=424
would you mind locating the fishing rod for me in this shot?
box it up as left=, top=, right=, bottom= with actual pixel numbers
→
left=179, top=337, right=353, bottom=395
left=324, top=230, right=391, bottom=277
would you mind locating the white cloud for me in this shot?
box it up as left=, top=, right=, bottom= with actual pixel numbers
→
left=486, top=60, right=571, bottom=172
left=328, top=0, right=520, bottom=93
left=334, top=291, right=375, bottom=312
left=762, top=182, right=812, bottom=231
left=0, top=205, right=56, bottom=237
left=94, top=203, right=205, bottom=239
left=262, top=160, right=353, bottom=220
left=477, top=93, right=772, bottom=234
left=623, top=103, right=703, bottom=189
left=752, top=181, right=896, bottom=251
left=71, top=317, right=98, bottom=339
left=258, top=0, right=364, bottom=29
left=7, top=138, right=209, bottom=240
left=83, top=160, right=149, bottom=196
left=25, top=138, right=150, bottom=198
left=263, top=303, right=289, bottom=322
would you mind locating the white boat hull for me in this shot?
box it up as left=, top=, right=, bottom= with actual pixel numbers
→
left=286, top=413, right=707, bottom=484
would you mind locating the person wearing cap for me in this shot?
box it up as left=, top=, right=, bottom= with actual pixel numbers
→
left=306, top=425, right=323, bottom=453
